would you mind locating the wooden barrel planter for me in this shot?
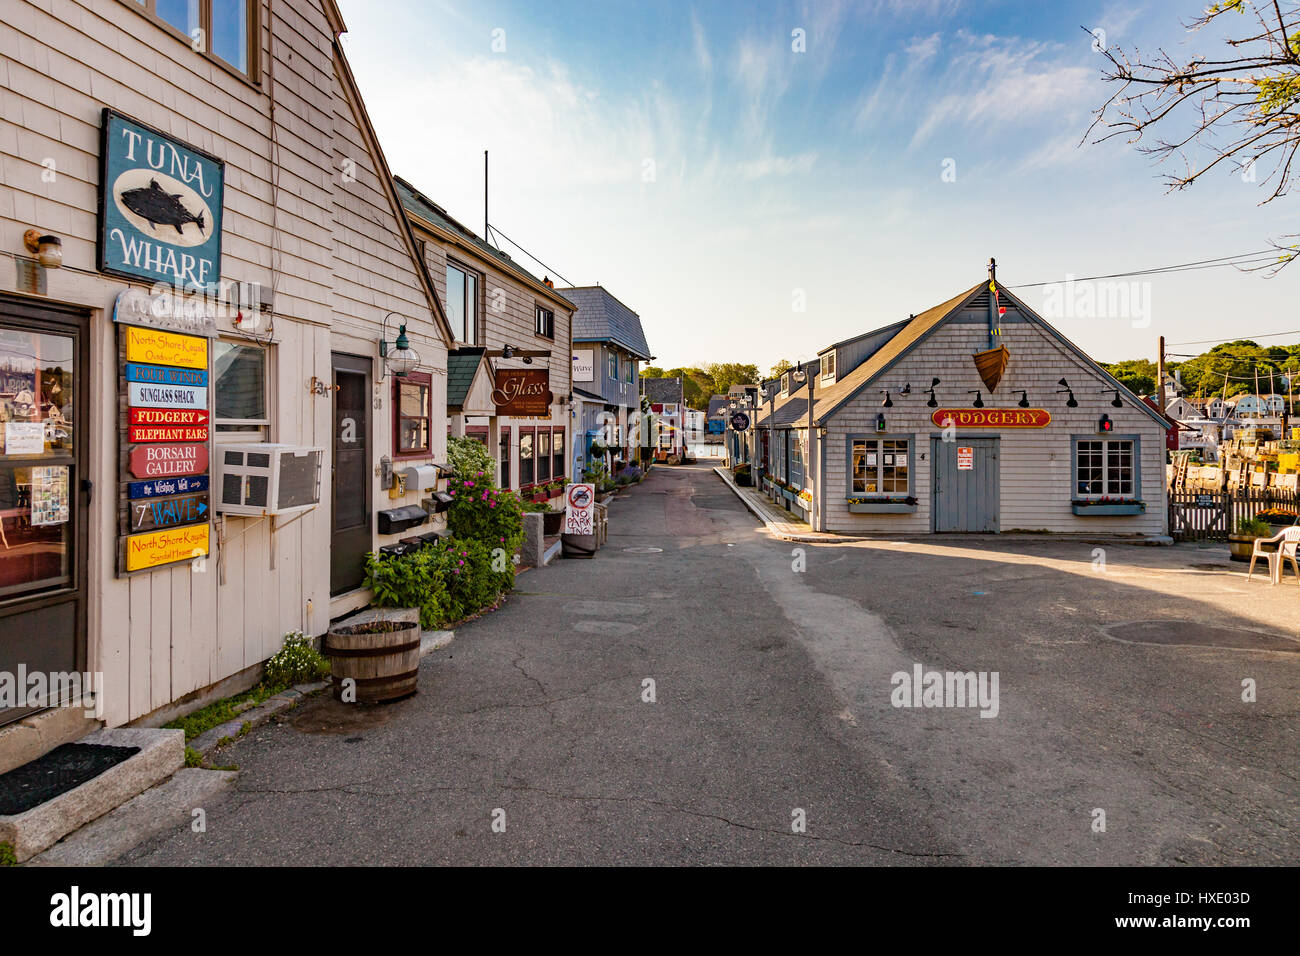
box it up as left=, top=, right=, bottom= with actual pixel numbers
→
left=542, top=508, right=565, bottom=536
left=324, top=619, right=420, bottom=703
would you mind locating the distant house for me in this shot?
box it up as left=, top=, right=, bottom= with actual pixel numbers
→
left=706, top=394, right=729, bottom=435
left=561, top=286, right=653, bottom=474
left=749, top=266, right=1169, bottom=536
left=1165, top=396, right=1200, bottom=421
left=643, top=377, right=687, bottom=460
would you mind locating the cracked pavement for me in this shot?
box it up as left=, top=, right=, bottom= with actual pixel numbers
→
left=120, top=464, right=1299, bottom=865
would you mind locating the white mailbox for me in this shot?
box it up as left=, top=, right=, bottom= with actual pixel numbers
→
left=401, top=464, right=439, bottom=493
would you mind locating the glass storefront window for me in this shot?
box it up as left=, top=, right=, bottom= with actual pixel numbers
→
left=0, top=327, right=75, bottom=598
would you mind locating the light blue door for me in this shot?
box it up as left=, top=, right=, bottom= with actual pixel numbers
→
left=932, top=438, right=999, bottom=532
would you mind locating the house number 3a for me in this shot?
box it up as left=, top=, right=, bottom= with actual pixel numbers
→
left=340, top=417, right=356, bottom=443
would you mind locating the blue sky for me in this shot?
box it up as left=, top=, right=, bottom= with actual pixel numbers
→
left=338, top=0, right=1298, bottom=373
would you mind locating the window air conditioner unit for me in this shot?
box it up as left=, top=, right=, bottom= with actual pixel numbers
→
left=215, top=444, right=323, bottom=516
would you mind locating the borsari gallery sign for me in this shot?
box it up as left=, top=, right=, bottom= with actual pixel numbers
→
left=98, top=109, right=225, bottom=288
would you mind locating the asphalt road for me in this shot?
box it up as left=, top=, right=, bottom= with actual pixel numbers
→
left=122, top=464, right=1300, bottom=865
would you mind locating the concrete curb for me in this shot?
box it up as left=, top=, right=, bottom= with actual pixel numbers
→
left=29, top=768, right=238, bottom=866
left=189, top=626, right=456, bottom=759
left=0, top=728, right=183, bottom=862
left=187, top=682, right=326, bottom=758
left=713, top=466, right=870, bottom=542
left=714, top=466, right=1174, bottom=546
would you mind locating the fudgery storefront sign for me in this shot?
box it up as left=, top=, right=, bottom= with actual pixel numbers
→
left=98, top=109, right=225, bottom=289
left=931, top=408, right=1051, bottom=428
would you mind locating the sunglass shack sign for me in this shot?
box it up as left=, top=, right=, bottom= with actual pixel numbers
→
left=98, top=109, right=225, bottom=289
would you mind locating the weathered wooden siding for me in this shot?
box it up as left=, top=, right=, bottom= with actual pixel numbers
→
left=820, top=306, right=1168, bottom=535
left=1, top=0, right=441, bottom=726
left=413, top=227, right=569, bottom=486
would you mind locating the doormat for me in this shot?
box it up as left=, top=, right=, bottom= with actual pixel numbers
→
left=0, top=743, right=141, bottom=815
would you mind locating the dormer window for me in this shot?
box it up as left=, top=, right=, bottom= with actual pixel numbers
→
left=820, top=352, right=835, bottom=380
left=781, top=373, right=790, bottom=394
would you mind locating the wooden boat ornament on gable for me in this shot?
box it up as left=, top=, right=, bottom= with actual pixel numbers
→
left=973, top=343, right=1009, bottom=392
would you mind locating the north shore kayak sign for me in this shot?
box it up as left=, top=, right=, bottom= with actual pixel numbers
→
left=98, top=109, right=225, bottom=289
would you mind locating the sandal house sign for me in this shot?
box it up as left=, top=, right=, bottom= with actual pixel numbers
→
left=97, top=109, right=225, bottom=289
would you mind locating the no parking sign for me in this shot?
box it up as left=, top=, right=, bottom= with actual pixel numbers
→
left=564, top=483, right=596, bottom=534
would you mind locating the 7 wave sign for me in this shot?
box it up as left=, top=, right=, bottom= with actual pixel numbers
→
left=117, top=325, right=212, bottom=574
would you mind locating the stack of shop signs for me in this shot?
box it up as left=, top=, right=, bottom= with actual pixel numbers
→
left=120, top=325, right=212, bottom=573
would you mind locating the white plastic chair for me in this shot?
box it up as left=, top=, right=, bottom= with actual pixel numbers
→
left=1246, top=526, right=1300, bottom=585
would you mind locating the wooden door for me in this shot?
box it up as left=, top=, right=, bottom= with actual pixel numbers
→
left=932, top=437, right=999, bottom=532
left=0, top=297, right=90, bottom=725
left=330, top=353, right=371, bottom=595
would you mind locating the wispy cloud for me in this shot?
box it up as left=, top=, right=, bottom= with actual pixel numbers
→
left=906, top=33, right=1094, bottom=148
left=734, top=152, right=818, bottom=180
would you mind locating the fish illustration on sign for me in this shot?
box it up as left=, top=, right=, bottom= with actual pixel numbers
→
left=119, top=179, right=206, bottom=236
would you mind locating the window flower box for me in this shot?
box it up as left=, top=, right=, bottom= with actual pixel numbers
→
left=1071, top=499, right=1146, bottom=516
left=846, top=495, right=916, bottom=514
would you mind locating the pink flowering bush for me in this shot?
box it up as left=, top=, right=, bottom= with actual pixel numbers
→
left=446, top=471, right=524, bottom=555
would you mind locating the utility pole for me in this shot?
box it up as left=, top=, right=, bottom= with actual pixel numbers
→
left=484, top=150, right=489, bottom=241
left=1157, top=335, right=1167, bottom=413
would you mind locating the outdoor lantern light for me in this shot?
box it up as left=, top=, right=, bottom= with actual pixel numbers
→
left=1104, top=388, right=1123, bottom=408
left=1016, top=390, right=1030, bottom=408
left=23, top=229, right=62, bottom=269
left=379, top=312, right=421, bottom=379
left=926, top=377, right=940, bottom=408
left=880, top=389, right=893, bottom=408
left=968, top=390, right=984, bottom=408
left=900, top=383, right=911, bottom=395
left=1099, top=414, right=1114, bottom=432
left=875, top=413, right=887, bottom=433
left=501, top=345, right=515, bottom=359
left=1056, top=378, right=1078, bottom=408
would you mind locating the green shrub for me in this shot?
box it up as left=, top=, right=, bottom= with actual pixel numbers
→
left=365, top=535, right=515, bottom=630
left=442, top=538, right=515, bottom=622
left=0, top=842, right=16, bottom=866
left=365, top=546, right=455, bottom=630
left=446, top=435, right=494, bottom=478
left=1237, top=516, right=1271, bottom=536
left=265, top=631, right=331, bottom=687
left=446, top=475, right=524, bottom=553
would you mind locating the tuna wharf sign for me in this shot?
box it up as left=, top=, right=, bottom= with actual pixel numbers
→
left=97, top=108, right=225, bottom=289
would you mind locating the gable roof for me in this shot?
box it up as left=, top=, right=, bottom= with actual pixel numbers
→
left=559, top=286, right=653, bottom=360
left=642, top=377, right=683, bottom=404
left=707, top=395, right=729, bottom=418
left=807, top=279, right=1169, bottom=430
left=446, top=348, right=487, bottom=408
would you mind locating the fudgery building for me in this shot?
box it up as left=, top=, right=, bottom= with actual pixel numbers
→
left=751, top=263, right=1169, bottom=536
left=0, top=0, right=452, bottom=763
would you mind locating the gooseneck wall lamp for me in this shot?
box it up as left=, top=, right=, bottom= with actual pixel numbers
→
left=1056, top=378, right=1078, bottom=408
left=968, top=390, right=985, bottom=408
left=1103, top=388, right=1124, bottom=408
left=379, top=312, right=421, bottom=380
left=925, top=377, right=941, bottom=408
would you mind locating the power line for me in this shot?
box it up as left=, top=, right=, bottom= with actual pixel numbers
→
left=485, top=223, right=576, bottom=289
left=1008, top=250, right=1280, bottom=289
left=1168, top=329, right=1300, bottom=346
